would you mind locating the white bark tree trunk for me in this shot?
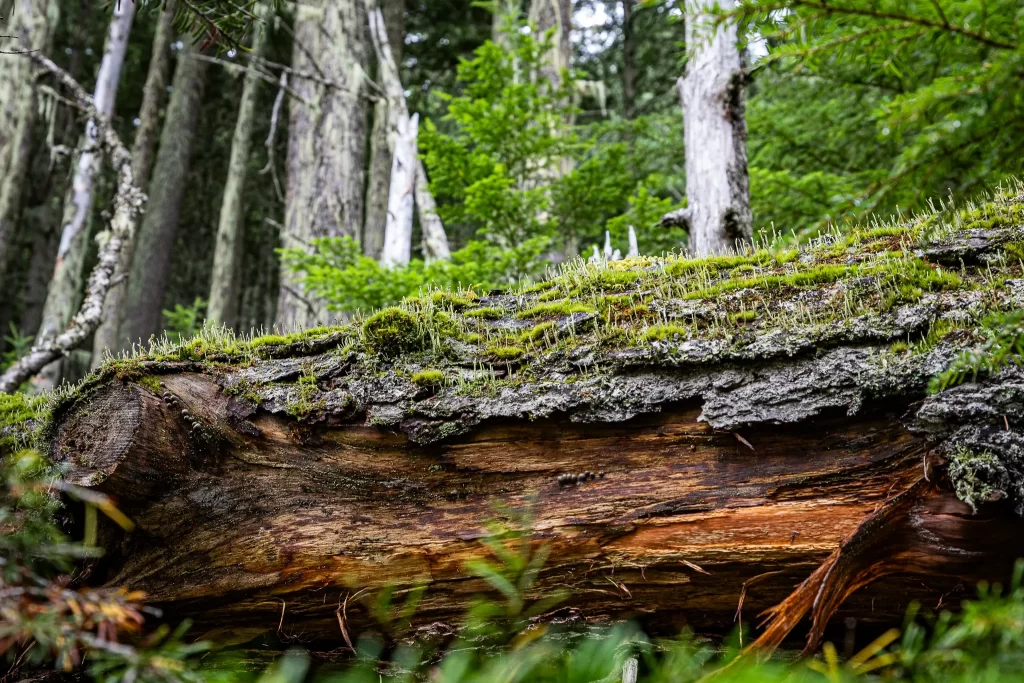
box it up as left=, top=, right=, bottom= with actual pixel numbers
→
left=207, top=2, right=270, bottom=328
left=276, top=0, right=368, bottom=331
left=33, top=0, right=135, bottom=390
left=366, top=0, right=450, bottom=263
left=380, top=112, right=417, bottom=268
left=415, top=158, right=450, bottom=262
left=676, top=0, right=752, bottom=256
left=362, top=0, right=404, bottom=261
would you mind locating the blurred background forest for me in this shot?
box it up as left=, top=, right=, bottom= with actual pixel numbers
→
left=0, top=0, right=1022, bottom=390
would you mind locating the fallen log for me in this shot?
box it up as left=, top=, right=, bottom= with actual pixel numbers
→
left=47, top=191, right=1024, bottom=653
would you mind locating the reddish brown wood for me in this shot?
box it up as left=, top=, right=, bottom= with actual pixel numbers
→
left=52, top=373, right=1024, bottom=649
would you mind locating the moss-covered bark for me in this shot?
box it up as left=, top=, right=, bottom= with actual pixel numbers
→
left=45, top=190, right=1024, bottom=653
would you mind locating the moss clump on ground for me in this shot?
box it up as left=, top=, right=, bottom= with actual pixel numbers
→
left=0, top=393, right=48, bottom=452
left=412, top=369, right=445, bottom=387
left=488, top=345, right=526, bottom=361
left=363, top=308, right=422, bottom=356
left=644, top=324, right=689, bottom=342
left=464, top=306, right=505, bottom=320
left=517, top=301, right=597, bottom=320
left=947, top=446, right=1006, bottom=512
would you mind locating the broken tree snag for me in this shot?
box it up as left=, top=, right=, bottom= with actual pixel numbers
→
left=48, top=191, right=1024, bottom=649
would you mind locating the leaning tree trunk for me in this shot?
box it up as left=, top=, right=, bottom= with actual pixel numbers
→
left=363, top=0, right=405, bottom=261
left=47, top=192, right=1024, bottom=654
left=32, top=0, right=136, bottom=390
left=206, top=3, right=270, bottom=329
left=120, top=39, right=208, bottom=350
left=277, top=0, right=368, bottom=331
left=664, top=0, right=752, bottom=256
left=0, top=0, right=58, bottom=289
left=92, top=0, right=179, bottom=368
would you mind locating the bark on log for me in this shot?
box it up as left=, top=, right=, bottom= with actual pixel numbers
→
left=48, top=194, right=1024, bottom=653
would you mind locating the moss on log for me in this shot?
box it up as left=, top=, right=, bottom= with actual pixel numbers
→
left=43, top=191, right=1024, bottom=653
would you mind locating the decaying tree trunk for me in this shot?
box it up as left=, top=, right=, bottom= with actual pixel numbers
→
left=663, top=0, right=752, bottom=256
left=48, top=196, right=1024, bottom=654
left=365, top=0, right=451, bottom=264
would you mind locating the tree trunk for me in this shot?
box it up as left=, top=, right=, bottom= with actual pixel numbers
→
left=366, top=0, right=451, bottom=264
left=363, top=0, right=404, bottom=261
left=380, top=113, right=417, bottom=267
left=0, top=52, right=145, bottom=395
left=675, top=0, right=752, bottom=256
left=46, top=198, right=1024, bottom=652
left=0, top=0, right=58, bottom=289
left=32, top=0, right=136, bottom=390
left=621, top=0, right=637, bottom=119
left=528, top=0, right=571, bottom=91
left=277, top=0, right=368, bottom=331
left=92, top=0, right=179, bottom=368
left=119, top=40, right=209, bottom=350
left=206, top=3, right=270, bottom=329
left=415, top=158, right=451, bottom=262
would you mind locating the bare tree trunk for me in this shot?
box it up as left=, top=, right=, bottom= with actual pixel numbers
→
left=492, top=0, right=517, bottom=46
left=92, top=0, right=179, bottom=367
left=206, top=4, right=270, bottom=328
left=621, top=0, right=637, bottom=119
left=363, top=0, right=404, bottom=260
left=0, top=0, right=58, bottom=289
left=528, top=0, right=571, bottom=91
left=366, top=0, right=451, bottom=265
left=0, top=53, right=144, bottom=394
left=670, top=0, right=751, bottom=256
left=380, top=113, right=417, bottom=267
left=32, top=0, right=136, bottom=390
left=120, top=40, right=209, bottom=349
left=415, top=158, right=450, bottom=262
left=276, top=0, right=368, bottom=331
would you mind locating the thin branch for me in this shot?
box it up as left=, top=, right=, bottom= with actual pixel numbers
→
left=0, top=54, right=145, bottom=394
left=747, top=1, right=1017, bottom=51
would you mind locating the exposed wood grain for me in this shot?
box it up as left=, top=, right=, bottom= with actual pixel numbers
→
left=50, top=371, right=1024, bottom=651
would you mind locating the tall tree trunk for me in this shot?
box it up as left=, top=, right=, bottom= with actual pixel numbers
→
left=363, top=0, right=404, bottom=260
left=32, top=0, right=135, bottom=390
left=276, top=0, right=369, bottom=331
left=492, top=0, right=517, bottom=46
left=0, top=0, right=58, bottom=289
left=120, top=40, right=208, bottom=349
left=674, top=0, right=751, bottom=256
left=621, top=0, right=636, bottom=119
left=380, top=113, right=417, bottom=267
left=206, top=4, right=270, bottom=329
left=91, top=0, right=178, bottom=368
left=415, top=158, right=450, bottom=262
left=528, top=0, right=571, bottom=91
